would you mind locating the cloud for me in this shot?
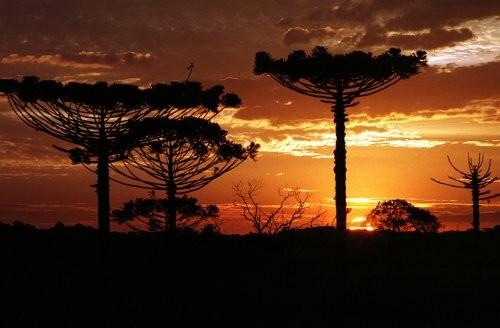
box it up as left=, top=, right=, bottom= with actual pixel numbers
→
left=0, top=0, right=498, bottom=81
left=294, top=1, right=500, bottom=65
left=214, top=61, right=500, bottom=126
left=283, top=26, right=336, bottom=46
left=463, top=141, right=500, bottom=147
left=384, top=0, right=500, bottom=31
left=304, top=0, right=499, bottom=31
left=358, top=27, right=474, bottom=50
left=0, top=51, right=154, bottom=70
left=214, top=97, right=500, bottom=158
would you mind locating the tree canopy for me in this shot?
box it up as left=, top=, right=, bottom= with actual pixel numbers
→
left=254, top=47, right=427, bottom=105
left=0, top=76, right=240, bottom=113
left=111, top=116, right=258, bottom=231
left=112, top=194, right=219, bottom=232
left=0, top=76, right=242, bottom=163
left=367, top=199, right=441, bottom=233
left=112, top=117, right=259, bottom=193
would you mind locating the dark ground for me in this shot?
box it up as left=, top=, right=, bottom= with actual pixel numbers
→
left=1, top=224, right=499, bottom=327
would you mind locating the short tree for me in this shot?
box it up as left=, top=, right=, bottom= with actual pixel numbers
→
left=254, top=47, right=427, bottom=237
left=431, top=154, right=499, bottom=232
left=367, top=199, right=441, bottom=232
left=111, top=117, right=259, bottom=232
left=232, top=180, right=325, bottom=234
left=407, top=206, right=442, bottom=233
left=112, top=193, right=219, bottom=232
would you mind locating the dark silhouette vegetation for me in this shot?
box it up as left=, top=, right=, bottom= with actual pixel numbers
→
left=0, top=225, right=499, bottom=326
left=0, top=77, right=245, bottom=234
left=254, top=47, right=427, bottom=237
left=432, top=154, right=499, bottom=232
left=111, top=117, right=258, bottom=232
left=112, top=193, right=220, bottom=232
left=233, top=180, right=325, bottom=234
left=367, top=199, right=442, bottom=232
left=1, top=49, right=499, bottom=327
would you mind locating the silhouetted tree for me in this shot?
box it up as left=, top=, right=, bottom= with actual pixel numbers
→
left=233, top=180, right=325, bottom=234
left=0, top=77, right=237, bottom=234
left=111, top=117, right=259, bottom=231
left=367, top=199, right=441, bottom=232
left=112, top=193, right=219, bottom=232
left=432, top=154, right=499, bottom=232
left=254, top=47, right=427, bottom=236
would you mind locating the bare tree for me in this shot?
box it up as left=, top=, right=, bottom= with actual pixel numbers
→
left=254, top=47, right=427, bottom=238
left=233, top=180, right=325, bottom=234
left=431, top=154, right=499, bottom=232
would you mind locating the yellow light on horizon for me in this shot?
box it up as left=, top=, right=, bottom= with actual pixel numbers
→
left=351, top=216, right=368, bottom=223
left=349, top=216, right=375, bottom=231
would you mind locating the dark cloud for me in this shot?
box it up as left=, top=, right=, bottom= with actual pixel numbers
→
left=384, top=0, right=500, bottom=31
left=0, top=0, right=497, bottom=81
left=299, top=1, right=498, bottom=51
left=355, top=61, right=500, bottom=115
left=283, top=26, right=336, bottom=46
left=63, top=51, right=154, bottom=66
left=0, top=0, right=299, bottom=79
left=358, top=27, right=474, bottom=50
left=304, top=0, right=499, bottom=30
left=0, top=51, right=154, bottom=70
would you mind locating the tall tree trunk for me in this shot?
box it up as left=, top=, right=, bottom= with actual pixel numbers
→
left=472, top=185, right=480, bottom=233
left=333, top=98, right=348, bottom=323
left=97, top=150, right=110, bottom=234
left=166, top=183, right=177, bottom=232
left=166, top=144, right=176, bottom=232
left=333, top=99, right=347, bottom=236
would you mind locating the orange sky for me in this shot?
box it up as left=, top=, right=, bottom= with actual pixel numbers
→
left=0, top=0, right=499, bottom=232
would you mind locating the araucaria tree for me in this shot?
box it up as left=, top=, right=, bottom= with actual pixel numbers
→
left=254, top=47, right=427, bottom=236
left=113, top=193, right=220, bottom=232
left=431, top=154, right=499, bottom=232
left=112, top=117, right=259, bottom=232
left=0, top=76, right=236, bottom=234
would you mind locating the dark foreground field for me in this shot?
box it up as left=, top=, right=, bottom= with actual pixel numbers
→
left=1, top=225, right=499, bottom=327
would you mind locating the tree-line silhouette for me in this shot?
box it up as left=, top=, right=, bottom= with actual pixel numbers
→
left=0, top=47, right=498, bottom=235
left=0, top=76, right=258, bottom=235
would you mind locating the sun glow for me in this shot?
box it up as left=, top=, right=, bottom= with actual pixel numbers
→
left=349, top=216, right=375, bottom=231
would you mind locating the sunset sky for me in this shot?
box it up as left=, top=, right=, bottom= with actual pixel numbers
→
left=0, top=0, right=499, bottom=233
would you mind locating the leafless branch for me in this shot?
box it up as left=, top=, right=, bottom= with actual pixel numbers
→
left=232, top=180, right=325, bottom=234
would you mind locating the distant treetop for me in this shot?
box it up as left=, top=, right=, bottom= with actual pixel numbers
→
left=255, top=47, right=427, bottom=81
left=0, top=76, right=241, bottom=113
left=254, top=47, right=427, bottom=103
